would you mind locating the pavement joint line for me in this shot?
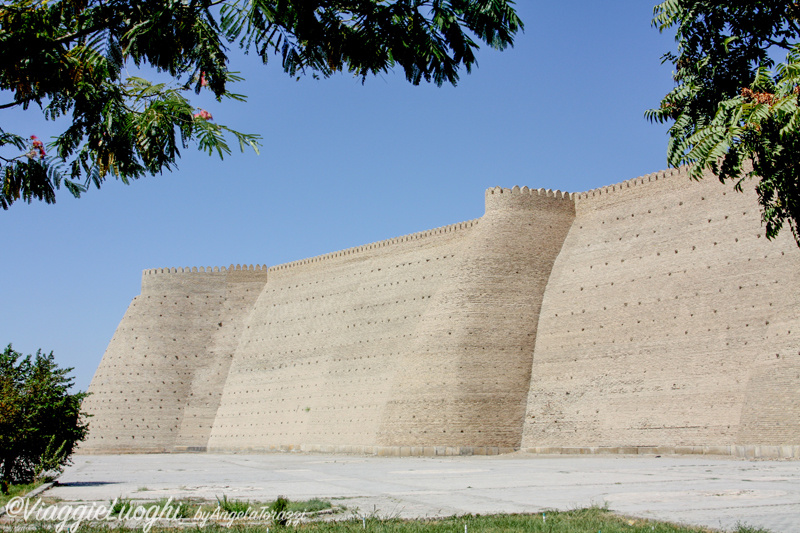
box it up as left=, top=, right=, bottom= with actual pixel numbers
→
left=24, top=454, right=800, bottom=533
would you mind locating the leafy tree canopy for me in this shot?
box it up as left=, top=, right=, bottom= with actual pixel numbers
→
left=647, top=0, right=800, bottom=245
left=0, top=0, right=522, bottom=208
left=0, top=344, right=88, bottom=485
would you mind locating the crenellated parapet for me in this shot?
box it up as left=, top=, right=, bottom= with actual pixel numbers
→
left=268, top=219, right=479, bottom=273
left=575, top=166, right=686, bottom=202
left=485, top=185, right=575, bottom=214
left=141, top=264, right=268, bottom=294
left=487, top=185, right=574, bottom=199
left=143, top=264, right=268, bottom=275
left=484, top=167, right=689, bottom=208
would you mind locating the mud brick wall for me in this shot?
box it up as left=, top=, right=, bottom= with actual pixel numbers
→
left=82, top=168, right=800, bottom=455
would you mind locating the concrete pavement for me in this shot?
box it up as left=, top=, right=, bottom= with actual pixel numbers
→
left=37, top=453, right=800, bottom=532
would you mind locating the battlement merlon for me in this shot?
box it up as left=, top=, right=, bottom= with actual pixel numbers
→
left=141, top=264, right=269, bottom=293
left=485, top=186, right=576, bottom=215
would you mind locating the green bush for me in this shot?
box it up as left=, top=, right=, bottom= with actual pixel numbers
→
left=0, top=344, right=89, bottom=485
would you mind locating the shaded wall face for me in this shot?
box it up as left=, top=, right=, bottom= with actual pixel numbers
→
left=523, top=170, right=800, bottom=448
left=81, top=268, right=267, bottom=453
left=173, top=273, right=267, bottom=449
left=378, top=188, right=576, bottom=448
left=206, top=223, right=478, bottom=452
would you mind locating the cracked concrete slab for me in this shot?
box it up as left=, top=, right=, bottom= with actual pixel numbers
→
left=37, top=453, right=800, bottom=532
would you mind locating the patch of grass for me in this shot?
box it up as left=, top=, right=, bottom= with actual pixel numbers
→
left=109, top=498, right=135, bottom=516
left=734, top=525, right=772, bottom=533
left=217, top=495, right=252, bottom=514
left=9, top=498, right=749, bottom=533
left=288, top=508, right=739, bottom=532
left=271, top=495, right=290, bottom=526
left=24, top=507, right=760, bottom=532
left=110, top=497, right=199, bottom=518
left=286, top=498, right=333, bottom=514
left=146, top=498, right=192, bottom=519
left=0, top=481, right=41, bottom=507
left=205, top=496, right=333, bottom=517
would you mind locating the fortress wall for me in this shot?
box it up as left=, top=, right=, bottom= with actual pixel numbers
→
left=522, top=168, right=800, bottom=449
left=377, top=187, right=575, bottom=448
left=81, top=266, right=267, bottom=453
left=172, top=266, right=269, bottom=450
left=83, top=168, right=800, bottom=456
left=206, top=220, right=479, bottom=452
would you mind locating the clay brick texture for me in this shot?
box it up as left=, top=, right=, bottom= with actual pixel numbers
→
left=80, top=168, right=800, bottom=456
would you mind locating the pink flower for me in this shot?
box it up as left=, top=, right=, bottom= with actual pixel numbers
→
left=200, top=72, right=207, bottom=87
left=29, top=135, right=45, bottom=158
left=193, top=109, right=213, bottom=121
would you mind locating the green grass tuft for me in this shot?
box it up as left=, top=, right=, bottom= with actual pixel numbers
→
left=217, top=494, right=252, bottom=514
left=286, top=498, right=333, bottom=513
left=146, top=498, right=191, bottom=518
left=0, top=481, right=41, bottom=507
left=271, top=495, right=290, bottom=526
left=109, top=498, right=135, bottom=516
left=734, top=525, right=772, bottom=533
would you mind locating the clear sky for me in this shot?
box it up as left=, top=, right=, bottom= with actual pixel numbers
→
left=1, top=1, right=678, bottom=391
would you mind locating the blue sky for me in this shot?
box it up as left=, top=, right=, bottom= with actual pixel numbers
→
left=1, top=1, right=677, bottom=391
